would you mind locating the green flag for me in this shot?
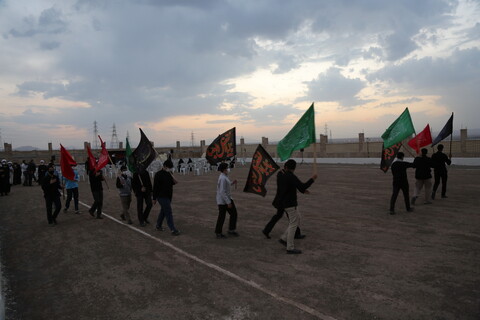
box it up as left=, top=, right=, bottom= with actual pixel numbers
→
left=381, top=108, right=415, bottom=148
left=277, top=103, right=316, bottom=161
left=125, top=137, right=135, bottom=173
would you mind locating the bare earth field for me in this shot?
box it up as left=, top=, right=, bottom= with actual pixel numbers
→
left=0, top=163, right=479, bottom=320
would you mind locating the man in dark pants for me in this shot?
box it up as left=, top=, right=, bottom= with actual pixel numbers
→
left=132, top=169, right=153, bottom=226
left=41, top=164, right=62, bottom=226
left=215, top=162, right=239, bottom=238
left=27, top=159, right=36, bottom=186
left=89, top=169, right=105, bottom=219
left=431, top=144, right=452, bottom=199
left=153, top=159, right=180, bottom=235
left=389, top=152, right=415, bottom=215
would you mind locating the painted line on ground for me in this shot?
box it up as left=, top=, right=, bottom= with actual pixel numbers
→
left=77, top=200, right=338, bottom=320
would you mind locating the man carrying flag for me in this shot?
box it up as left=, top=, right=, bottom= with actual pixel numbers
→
left=431, top=113, right=454, bottom=199
left=87, top=137, right=109, bottom=220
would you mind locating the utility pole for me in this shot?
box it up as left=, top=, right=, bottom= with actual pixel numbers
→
left=93, top=121, right=99, bottom=149
left=191, top=131, right=195, bottom=147
left=110, top=123, right=119, bottom=149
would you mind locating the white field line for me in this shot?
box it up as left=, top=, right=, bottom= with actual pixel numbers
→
left=78, top=200, right=338, bottom=320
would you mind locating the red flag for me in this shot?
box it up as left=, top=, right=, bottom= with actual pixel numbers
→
left=407, top=124, right=432, bottom=154
left=96, top=135, right=110, bottom=171
left=60, top=144, right=77, bottom=181
left=243, top=144, right=280, bottom=197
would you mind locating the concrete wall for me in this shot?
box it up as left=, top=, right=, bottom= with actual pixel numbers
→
left=2, top=132, right=479, bottom=164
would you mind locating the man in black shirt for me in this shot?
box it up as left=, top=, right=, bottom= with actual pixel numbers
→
left=431, top=144, right=452, bottom=199
left=132, top=169, right=153, bottom=226
left=411, top=148, right=433, bottom=205
left=42, top=164, right=62, bottom=225
left=389, top=152, right=415, bottom=215
left=273, top=159, right=317, bottom=254
left=152, top=159, right=180, bottom=235
left=88, top=169, right=105, bottom=219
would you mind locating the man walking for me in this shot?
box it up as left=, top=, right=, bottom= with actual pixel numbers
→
left=89, top=168, right=105, bottom=219
left=42, top=163, right=62, bottom=226
left=153, top=159, right=180, bottom=235
left=63, top=164, right=80, bottom=214
left=431, top=144, right=452, bottom=199
left=215, top=162, right=239, bottom=238
left=132, top=169, right=153, bottom=226
left=411, top=148, right=433, bottom=205
left=116, top=165, right=133, bottom=224
left=389, top=152, right=415, bottom=215
left=274, top=159, right=317, bottom=254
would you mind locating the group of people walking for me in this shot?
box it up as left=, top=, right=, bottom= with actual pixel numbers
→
left=389, top=144, right=452, bottom=215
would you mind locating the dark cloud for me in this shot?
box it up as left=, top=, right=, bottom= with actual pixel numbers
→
left=8, top=7, right=67, bottom=38
left=305, top=67, right=371, bottom=109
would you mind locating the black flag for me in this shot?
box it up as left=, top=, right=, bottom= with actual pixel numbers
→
left=131, top=128, right=157, bottom=172
left=243, top=144, right=280, bottom=197
left=432, top=113, right=454, bottom=147
left=205, top=128, right=236, bottom=165
left=380, top=142, right=402, bottom=173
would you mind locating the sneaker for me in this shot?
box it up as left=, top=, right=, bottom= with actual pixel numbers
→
left=171, top=230, right=180, bottom=236
left=63, top=208, right=68, bottom=213
left=406, top=208, right=414, bottom=212
left=139, top=222, right=146, bottom=227
left=441, top=195, right=448, bottom=199
left=295, top=234, right=306, bottom=239
left=389, top=210, right=395, bottom=215
left=89, top=210, right=95, bottom=217
left=120, top=214, right=126, bottom=221
left=75, top=210, right=80, bottom=214
left=278, top=239, right=287, bottom=247
left=216, top=233, right=227, bottom=239
left=286, top=249, right=302, bottom=254
left=228, top=230, right=239, bottom=237
left=156, top=226, right=164, bottom=231
left=262, top=230, right=271, bottom=239
left=145, top=219, right=150, bottom=224
left=411, top=196, right=417, bottom=205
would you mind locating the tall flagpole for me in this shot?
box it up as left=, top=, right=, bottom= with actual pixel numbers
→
left=449, top=112, right=454, bottom=158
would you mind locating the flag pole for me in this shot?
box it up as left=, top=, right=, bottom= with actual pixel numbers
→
left=449, top=112, right=454, bottom=158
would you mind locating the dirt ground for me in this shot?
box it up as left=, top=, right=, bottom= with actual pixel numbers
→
left=0, top=163, right=479, bottom=320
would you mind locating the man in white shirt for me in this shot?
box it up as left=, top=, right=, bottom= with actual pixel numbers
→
left=215, top=162, right=238, bottom=238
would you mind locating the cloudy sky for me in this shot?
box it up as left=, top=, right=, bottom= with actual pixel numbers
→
left=0, top=0, right=479, bottom=149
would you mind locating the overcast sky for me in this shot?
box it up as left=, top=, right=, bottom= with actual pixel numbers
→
left=1, top=0, right=479, bottom=149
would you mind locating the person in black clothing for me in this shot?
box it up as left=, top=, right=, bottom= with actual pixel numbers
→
left=88, top=169, right=105, bottom=219
left=37, top=160, right=48, bottom=185
left=41, top=163, right=62, bottom=225
left=132, top=169, right=153, bottom=226
left=12, top=162, right=21, bottom=185
left=152, top=159, right=180, bottom=235
left=431, top=144, right=452, bottom=199
left=27, top=159, right=36, bottom=185
left=177, top=158, right=184, bottom=172
left=389, top=152, right=415, bottom=215
left=273, top=159, right=317, bottom=254
left=262, top=162, right=307, bottom=240
left=411, top=148, right=434, bottom=205
left=0, top=159, right=10, bottom=196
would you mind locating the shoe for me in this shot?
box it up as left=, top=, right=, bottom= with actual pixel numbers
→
left=53, top=219, right=58, bottom=225
left=278, top=239, right=287, bottom=247
left=89, top=210, right=95, bottom=217
left=145, top=219, right=150, bottom=224
left=216, top=233, right=227, bottom=239
left=49, top=223, right=55, bottom=227
left=407, top=208, right=414, bottom=212
left=127, top=220, right=133, bottom=224
left=96, top=216, right=103, bottom=219
left=156, top=226, right=164, bottom=231
left=120, top=214, right=126, bottom=221
left=139, top=222, right=146, bottom=227
left=286, top=249, right=302, bottom=254
left=424, top=201, right=433, bottom=205
left=228, top=230, right=239, bottom=237
left=75, top=210, right=80, bottom=214
left=389, top=210, right=395, bottom=215
left=262, top=230, right=271, bottom=239
left=441, top=195, right=448, bottom=199
left=295, top=234, right=306, bottom=239
left=171, top=230, right=180, bottom=236
left=411, top=196, right=417, bottom=205
left=431, top=192, right=436, bottom=200
left=63, top=208, right=68, bottom=213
